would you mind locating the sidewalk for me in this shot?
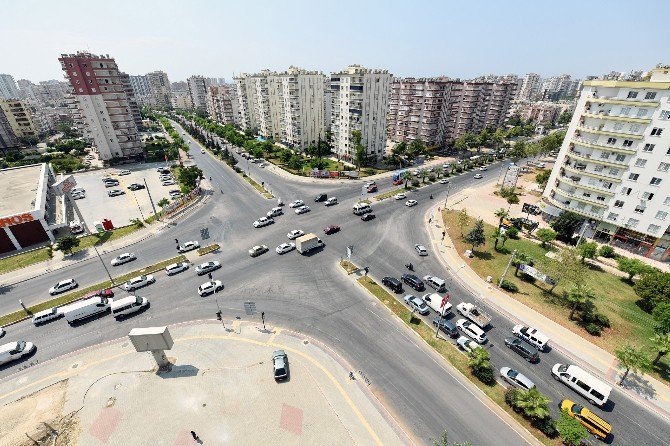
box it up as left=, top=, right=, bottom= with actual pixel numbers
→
left=424, top=199, right=670, bottom=421
left=0, top=321, right=410, bottom=446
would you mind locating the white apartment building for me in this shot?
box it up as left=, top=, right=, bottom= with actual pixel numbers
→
left=187, top=75, right=212, bottom=112
left=147, top=71, right=172, bottom=109
left=129, top=74, right=151, bottom=105
left=0, top=74, right=20, bottom=100
left=172, top=91, right=193, bottom=110
left=516, top=73, right=542, bottom=101
left=330, top=65, right=391, bottom=163
left=234, top=75, right=259, bottom=131
left=205, top=85, right=236, bottom=125
left=542, top=66, right=670, bottom=261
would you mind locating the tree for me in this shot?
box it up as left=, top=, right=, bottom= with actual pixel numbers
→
left=550, top=211, right=582, bottom=242
left=492, top=228, right=502, bottom=250
left=634, top=271, right=670, bottom=311
left=577, top=242, right=598, bottom=264
left=157, top=198, right=170, bottom=208
left=432, top=430, right=472, bottom=446
left=494, top=208, right=508, bottom=226
left=545, top=247, right=587, bottom=292
left=618, top=257, right=653, bottom=283
left=650, top=333, right=670, bottom=365
left=467, top=347, right=495, bottom=384
left=653, top=302, right=670, bottom=334
left=507, top=140, right=528, bottom=159
left=54, top=236, right=80, bottom=255
left=177, top=165, right=203, bottom=191
left=565, top=283, right=596, bottom=320
left=615, top=344, right=652, bottom=386
left=513, top=387, right=551, bottom=421
left=408, top=138, right=426, bottom=160
left=352, top=130, right=365, bottom=172
left=402, top=170, right=412, bottom=189
left=535, top=170, right=551, bottom=190
left=536, top=228, right=556, bottom=248
left=457, top=209, right=470, bottom=236
left=558, top=111, right=572, bottom=125
left=465, top=219, right=486, bottom=252
left=556, top=410, right=589, bottom=446
left=288, top=154, right=304, bottom=170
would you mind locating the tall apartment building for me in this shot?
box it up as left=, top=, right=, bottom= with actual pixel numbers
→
left=206, top=85, right=236, bottom=125
left=330, top=65, right=391, bottom=163
left=147, top=71, right=172, bottom=109
left=517, top=101, right=565, bottom=126
left=0, top=100, right=39, bottom=138
left=58, top=52, right=142, bottom=160
left=119, top=73, right=143, bottom=130
left=187, top=76, right=212, bottom=112
left=0, top=74, right=20, bottom=100
left=542, top=66, right=670, bottom=261
left=516, top=73, right=542, bottom=101
left=172, top=91, right=193, bottom=110
left=0, top=107, right=20, bottom=149
left=129, top=74, right=152, bottom=105
left=234, top=75, right=259, bottom=131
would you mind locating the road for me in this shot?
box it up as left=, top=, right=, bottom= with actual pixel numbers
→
left=1, top=120, right=668, bottom=445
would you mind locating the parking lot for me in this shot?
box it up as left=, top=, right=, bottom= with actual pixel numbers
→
left=70, top=162, right=180, bottom=228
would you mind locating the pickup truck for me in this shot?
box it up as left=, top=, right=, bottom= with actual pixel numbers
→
left=456, top=302, right=491, bottom=328
left=295, top=233, right=324, bottom=254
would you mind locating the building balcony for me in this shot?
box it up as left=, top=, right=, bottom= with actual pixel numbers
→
left=556, top=175, right=616, bottom=196
left=575, top=125, right=643, bottom=140
left=586, top=97, right=659, bottom=108
left=544, top=196, right=605, bottom=219
left=571, top=137, right=636, bottom=155
left=562, top=164, right=622, bottom=182
left=551, top=187, right=609, bottom=208
left=582, top=112, right=651, bottom=125
left=567, top=150, right=629, bottom=169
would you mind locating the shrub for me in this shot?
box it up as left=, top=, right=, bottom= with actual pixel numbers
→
left=584, top=323, right=601, bottom=336
left=411, top=179, right=420, bottom=187
left=504, top=388, right=520, bottom=407
left=506, top=194, right=520, bottom=204
left=532, top=417, right=558, bottom=438
left=593, top=313, right=611, bottom=328
left=506, top=227, right=519, bottom=239
left=500, top=280, right=519, bottom=292
left=472, top=364, right=495, bottom=385
left=598, top=245, right=616, bottom=258
left=428, top=174, right=436, bottom=181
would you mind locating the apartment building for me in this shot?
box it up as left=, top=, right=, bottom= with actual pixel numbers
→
left=129, top=74, right=152, bottom=105
left=517, top=101, right=567, bottom=126
left=0, top=74, right=20, bottom=100
left=119, top=73, right=144, bottom=130
left=172, top=91, right=193, bottom=110
left=330, top=65, right=391, bottom=163
left=516, top=73, right=542, bottom=101
left=234, top=75, right=259, bottom=131
left=187, top=76, right=211, bottom=112
left=0, top=107, right=20, bottom=149
left=206, top=85, right=236, bottom=125
left=542, top=66, right=670, bottom=261
left=58, top=52, right=143, bottom=160
left=0, top=100, right=39, bottom=138
left=147, top=71, right=172, bottom=109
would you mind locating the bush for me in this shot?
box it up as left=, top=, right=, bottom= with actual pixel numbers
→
left=506, top=194, right=520, bottom=204
left=593, top=313, right=611, bottom=328
left=598, top=245, right=616, bottom=258
left=504, top=388, right=520, bottom=407
left=500, top=280, right=519, bottom=292
left=411, top=179, right=420, bottom=187
left=472, top=364, right=495, bottom=385
left=532, top=417, right=558, bottom=438
left=506, top=227, right=519, bottom=239
left=584, top=323, right=601, bottom=336
left=428, top=174, right=436, bottom=181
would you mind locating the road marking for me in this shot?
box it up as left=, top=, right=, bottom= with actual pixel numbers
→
left=267, top=328, right=283, bottom=344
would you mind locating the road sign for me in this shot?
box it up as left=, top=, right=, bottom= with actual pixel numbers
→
left=243, top=301, right=257, bottom=316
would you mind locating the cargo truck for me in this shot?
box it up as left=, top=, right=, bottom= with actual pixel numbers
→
left=62, top=296, right=111, bottom=324
left=456, top=302, right=491, bottom=328
left=295, top=233, right=324, bottom=254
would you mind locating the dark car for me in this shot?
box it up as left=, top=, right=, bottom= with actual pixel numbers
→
left=504, top=337, right=539, bottom=363
left=83, top=288, right=114, bottom=300
left=401, top=273, right=425, bottom=291
left=432, top=316, right=459, bottom=338
left=127, top=183, right=145, bottom=191
left=324, top=225, right=340, bottom=235
left=361, top=213, right=376, bottom=221
left=367, top=184, right=378, bottom=193
left=382, top=276, right=402, bottom=293
left=314, top=193, right=327, bottom=202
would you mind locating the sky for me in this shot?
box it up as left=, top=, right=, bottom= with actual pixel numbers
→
left=1, top=0, right=668, bottom=83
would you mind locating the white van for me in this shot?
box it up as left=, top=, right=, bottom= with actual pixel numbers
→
left=32, top=307, right=62, bottom=325
left=423, top=275, right=446, bottom=292
left=353, top=203, right=371, bottom=215
left=0, top=341, right=35, bottom=366
left=422, top=293, right=452, bottom=316
left=62, top=297, right=111, bottom=324
left=551, top=364, right=611, bottom=407
left=111, top=296, right=149, bottom=319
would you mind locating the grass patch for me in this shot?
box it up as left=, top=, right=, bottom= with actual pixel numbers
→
left=0, top=255, right=186, bottom=327
left=374, top=187, right=411, bottom=201
left=198, top=244, right=220, bottom=256
left=340, top=260, right=358, bottom=274
left=73, top=224, right=143, bottom=252
left=241, top=173, right=274, bottom=198
left=0, top=247, right=52, bottom=275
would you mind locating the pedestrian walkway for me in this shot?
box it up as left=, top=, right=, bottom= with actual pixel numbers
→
left=424, top=198, right=670, bottom=422
left=0, top=321, right=410, bottom=446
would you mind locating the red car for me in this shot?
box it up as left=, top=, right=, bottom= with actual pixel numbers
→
left=83, top=288, right=114, bottom=300
left=367, top=185, right=378, bottom=193
left=324, top=225, right=340, bottom=235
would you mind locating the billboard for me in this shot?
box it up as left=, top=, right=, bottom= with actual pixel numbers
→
left=52, top=175, right=77, bottom=196
left=518, top=264, right=555, bottom=285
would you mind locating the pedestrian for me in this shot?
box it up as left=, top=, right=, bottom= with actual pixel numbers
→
left=191, top=430, right=199, bottom=441
left=429, top=217, right=432, bottom=224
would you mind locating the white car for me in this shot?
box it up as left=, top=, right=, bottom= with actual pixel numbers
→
left=0, top=326, right=4, bottom=337
left=439, top=179, right=449, bottom=184
left=162, top=180, right=176, bottom=186
left=324, top=197, right=338, bottom=206
left=111, top=252, right=136, bottom=266
left=178, top=241, right=200, bottom=253
left=500, top=367, right=535, bottom=391
left=479, top=166, right=487, bottom=171
left=197, top=280, right=223, bottom=296
left=295, top=205, right=311, bottom=215
left=405, top=200, right=418, bottom=207
left=165, top=262, right=189, bottom=275
left=249, top=245, right=269, bottom=257
left=49, top=279, right=78, bottom=295
left=289, top=199, right=304, bottom=208
left=415, top=244, right=427, bottom=256
left=267, top=207, right=283, bottom=217
left=457, top=336, right=482, bottom=353
left=456, top=318, right=488, bottom=344
left=474, top=173, right=483, bottom=179
left=108, top=189, right=125, bottom=197
left=71, top=191, right=86, bottom=199
left=69, top=221, right=84, bottom=234
left=195, top=261, right=221, bottom=275
left=123, top=274, right=155, bottom=291
left=394, top=193, right=406, bottom=200
left=287, top=229, right=305, bottom=240
left=200, top=149, right=206, bottom=154
left=118, top=169, right=131, bottom=176
left=276, top=242, right=296, bottom=254
left=404, top=294, right=430, bottom=315
left=253, top=216, right=274, bottom=228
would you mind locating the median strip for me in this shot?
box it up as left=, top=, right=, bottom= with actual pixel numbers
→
left=197, top=244, right=220, bottom=256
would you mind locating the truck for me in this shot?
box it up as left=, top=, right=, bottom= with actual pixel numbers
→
left=62, top=296, right=111, bottom=324
left=295, top=233, right=324, bottom=254
left=456, top=302, right=491, bottom=328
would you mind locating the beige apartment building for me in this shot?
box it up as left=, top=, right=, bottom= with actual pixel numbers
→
left=187, top=75, right=211, bottom=112
left=0, top=99, right=39, bottom=139
left=147, top=71, right=172, bottom=109
left=205, top=85, right=236, bottom=125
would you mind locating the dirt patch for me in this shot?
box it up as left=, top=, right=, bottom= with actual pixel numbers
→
left=0, top=379, right=80, bottom=446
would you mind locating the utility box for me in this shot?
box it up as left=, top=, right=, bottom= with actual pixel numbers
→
left=129, top=326, right=174, bottom=352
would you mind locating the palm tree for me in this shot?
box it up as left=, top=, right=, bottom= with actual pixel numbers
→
left=565, top=284, right=596, bottom=320
left=494, top=208, right=509, bottom=226
left=513, top=387, right=551, bottom=421
left=615, top=344, right=652, bottom=385
left=467, top=346, right=490, bottom=370
left=402, top=170, right=412, bottom=189
left=650, top=333, right=670, bottom=366
left=492, top=229, right=502, bottom=250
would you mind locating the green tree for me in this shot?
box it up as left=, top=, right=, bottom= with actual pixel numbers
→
left=432, top=430, right=472, bottom=446
left=536, top=228, right=556, bottom=248
left=157, top=198, right=170, bottom=207
left=650, top=333, right=670, bottom=365
left=558, top=111, right=572, bottom=125
left=535, top=170, right=551, bottom=190
left=467, top=347, right=495, bottom=384
left=494, top=208, right=508, bottom=226
left=634, top=271, right=670, bottom=310
left=55, top=236, right=80, bottom=255
left=615, top=344, right=652, bottom=385
left=577, top=242, right=598, bottom=264
left=402, top=170, right=412, bottom=189
left=653, top=302, right=670, bottom=334
left=508, top=140, right=528, bottom=159
left=545, top=247, right=587, bottom=292
left=408, top=138, right=426, bottom=159
left=492, top=228, right=502, bottom=251
left=288, top=154, right=304, bottom=170
left=177, top=165, right=203, bottom=191
left=618, top=257, right=653, bottom=283
left=352, top=130, right=365, bottom=172
left=513, top=387, right=551, bottom=421
left=457, top=209, right=470, bottom=237
left=279, top=149, right=293, bottom=163
left=556, top=410, right=589, bottom=446
left=550, top=211, right=582, bottom=242
left=565, top=283, right=596, bottom=320
left=465, top=219, right=486, bottom=252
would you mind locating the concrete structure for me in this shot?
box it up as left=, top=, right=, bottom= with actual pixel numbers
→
left=187, top=75, right=211, bottom=112
left=542, top=66, right=670, bottom=261
left=0, top=99, right=39, bottom=139
left=234, top=75, right=259, bottom=131
left=119, top=72, right=143, bottom=131
left=330, top=65, right=391, bottom=163
left=0, top=74, right=20, bottom=100
left=0, top=107, right=19, bottom=149
left=540, top=74, right=582, bottom=101
left=518, top=101, right=566, bottom=126
left=129, top=74, right=151, bottom=105
left=205, top=84, right=236, bottom=125
left=171, top=91, right=193, bottom=110
left=147, top=70, right=172, bottom=109
left=516, top=73, right=542, bottom=101
left=58, top=52, right=143, bottom=161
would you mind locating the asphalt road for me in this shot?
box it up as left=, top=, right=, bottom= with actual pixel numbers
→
left=1, top=121, right=668, bottom=445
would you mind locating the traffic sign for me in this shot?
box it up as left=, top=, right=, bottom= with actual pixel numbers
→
left=244, top=301, right=257, bottom=316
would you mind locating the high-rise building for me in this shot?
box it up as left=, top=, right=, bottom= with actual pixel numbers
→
left=330, top=65, right=391, bottom=163
left=0, top=100, right=39, bottom=138
left=147, top=71, right=172, bottom=109
left=58, top=52, right=142, bottom=160
left=542, top=65, right=670, bottom=261
left=172, top=91, right=193, bottom=110
left=234, top=75, right=259, bottom=131
left=16, top=79, right=38, bottom=102
left=0, top=107, right=19, bottom=149
left=187, top=75, right=212, bottom=112
left=516, top=73, right=542, bottom=101
left=119, top=73, right=143, bottom=130
left=129, top=75, right=152, bottom=105
left=0, top=74, right=20, bottom=100
left=206, top=85, right=236, bottom=125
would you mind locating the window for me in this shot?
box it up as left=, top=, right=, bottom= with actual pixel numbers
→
left=627, top=218, right=639, bottom=227
left=594, top=165, right=604, bottom=172
left=609, top=168, right=619, bottom=176
left=630, top=124, right=641, bottom=133
left=622, top=140, right=633, bottom=147
left=627, top=91, right=638, bottom=99
left=651, top=127, right=664, bottom=136
left=643, top=143, right=655, bottom=152
left=634, top=205, right=645, bottom=214
left=665, top=197, right=670, bottom=206
left=645, top=92, right=657, bottom=100
left=642, top=192, right=655, bottom=200
left=607, top=213, right=619, bottom=221
left=613, top=122, right=624, bottom=131
left=576, top=202, right=586, bottom=210
left=635, top=159, right=647, bottom=167
left=649, top=224, right=661, bottom=233
left=600, top=151, right=610, bottom=159
left=660, top=162, right=670, bottom=172
left=614, top=200, right=624, bottom=208
left=596, top=196, right=606, bottom=202
left=629, top=173, right=639, bottom=181
left=637, top=108, right=649, bottom=117
left=620, top=107, right=631, bottom=116
left=656, top=211, right=668, bottom=220
left=606, top=137, right=617, bottom=145
left=651, top=177, right=663, bottom=186
left=615, top=154, right=626, bottom=162
left=660, top=110, right=670, bottom=120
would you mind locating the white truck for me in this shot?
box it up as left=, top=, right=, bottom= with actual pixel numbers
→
left=456, top=302, right=491, bottom=328
left=295, top=233, right=324, bottom=254
left=62, top=296, right=111, bottom=324
left=422, top=293, right=452, bottom=317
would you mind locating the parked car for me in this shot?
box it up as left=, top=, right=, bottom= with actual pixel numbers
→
left=272, top=350, right=289, bottom=381
left=295, top=205, right=311, bottom=215
left=382, top=276, right=402, bottom=293
left=104, top=180, right=119, bottom=187
left=267, top=207, right=283, bottom=217
left=249, top=245, right=269, bottom=257
left=414, top=244, right=428, bottom=256
left=456, top=319, right=488, bottom=344
left=324, top=197, right=338, bottom=206
left=118, top=169, right=131, bottom=176
left=287, top=229, right=305, bottom=240
left=504, top=337, right=539, bottom=363
left=162, top=180, right=176, bottom=186
left=111, top=252, right=136, bottom=266
left=253, top=217, right=274, bottom=228
left=394, top=193, right=406, bottom=200
left=289, top=199, right=304, bottom=208
left=405, top=200, right=418, bottom=207
left=108, top=189, right=125, bottom=197
left=49, top=279, right=77, bottom=295
left=195, top=261, right=221, bottom=275
left=165, top=262, right=189, bottom=275
left=500, top=367, right=535, bottom=391
left=123, top=274, right=155, bottom=291
left=128, top=183, right=145, bottom=191
left=169, top=190, right=182, bottom=199
left=198, top=280, right=223, bottom=296
left=457, top=336, right=482, bottom=353
left=178, top=241, right=200, bottom=253
left=432, top=316, right=459, bottom=338
left=401, top=273, right=425, bottom=291
left=276, top=242, right=295, bottom=254
left=324, top=225, right=340, bottom=235
left=314, top=193, right=327, bottom=202
left=361, top=213, right=376, bottom=221
left=404, top=294, right=430, bottom=315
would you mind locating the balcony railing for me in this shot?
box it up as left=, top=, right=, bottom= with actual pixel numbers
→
left=582, top=111, right=651, bottom=125
left=575, top=125, right=644, bottom=140
left=544, top=196, right=605, bottom=219
left=563, top=164, right=622, bottom=182
left=567, top=150, right=629, bottom=169
left=556, top=175, right=616, bottom=196
left=552, top=187, right=609, bottom=208
left=586, top=97, right=659, bottom=107
left=571, top=137, right=636, bottom=155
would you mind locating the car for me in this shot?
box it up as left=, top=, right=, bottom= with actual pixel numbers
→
left=162, top=180, right=176, bottom=186
left=200, top=148, right=206, bottom=154
left=49, top=279, right=78, bottom=295
left=195, top=261, right=221, bottom=275
left=457, top=336, right=482, bottom=353
left=324, top=197, right=338, bottom=206
left=382, top=276, right=403, bottom=293
left=267, top=207, right=283, bottom=217
left=82, top=288, right=114, bottom=300
left=560, top=399, right=612, bottom=441
left=367, top=184, right=378, bottom=193
left=324, top=225, right=340, bottom=235
left=118, top=169, right=131, bottom=176
left=249, top=245, right=269, bottom=257
left=432, top=316, right=459, bottom=338
left=272, top=350, right=289, bottom=381
left=412, top=169, right=421, bottom=176
left=361, top=213, right=376, bottom=221
left=123, top=274, right=155, bottom=291
left=108, top=189, right=125, bottom=197
left=394, top=193, right=406, bottom=200
left=414, top=244, right=428, bottom=256
left=111, top=252, right=137, bottom=266
left=104, top=180, right=119, bottom=187
left=504, top=337, right=539, bottom=363
left=474, top=173, right=483, bottom=179
left=295, top=205, right=311, bottom=215
left=289, top=199, right=304, bottom=208
left=159, top=174, right=173, bottom=180
left=71, top=187, right=85, bottom=195
left=69, top=221, right=84, bottom=234
left=127, top=183, right=145, bottom=191
left=258, top=162, right=267, bottom=167
left=32, top=307, right=63, bottom=325
left=401, top=273, right=425, bottom=291
left=287, top=229, right=305, bottom=240
left=276, top=242, right=295, bottom=254
left=439, top=179, right=449, bottom=184
left=165, top=262, right=189, bottom=275
left=405, top=200, right=418, bottom=207
left=500, top=367, right=535, bottom=391
left=178, top=241, right=200, bottom=253
left=253, top=216, right=274, bottom=228
left=0, top=326, right=4, bottom=338
left=71, top=191, right=85, bottom=200
left=456, top=318, right=488, bottom=344
left=169, top=191, right=182, bottom=199
left=479, top=166, right=487, bottom=171
left=404, top=294, right=430, bottom=315
left=314, top=193, right=327, bottom=202
left=197, top=280, right=223, bottom=296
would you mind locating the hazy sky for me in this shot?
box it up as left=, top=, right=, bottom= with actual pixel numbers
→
left=2, top=0, right=668, bottom=82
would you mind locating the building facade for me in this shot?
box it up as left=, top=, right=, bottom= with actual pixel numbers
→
left=542, top=66, right=670, bottom=261
left=0, top=74, right=20, bottom=100
left=0, top=107, right=20, bottom=149
left=171, top=91, right=193, bottom=110
left=129, top=74, right=152, bottom=105
left=206, top=85, right=236, bottom=125
left=0, top=100, right=39, bottom=139
left=517, top=101, right=566, bottom=126
left=516, top=73, right=542, bottom=101
left=234, top=75, right=259, bottom=131
left=147, top=71, right=172, bottom=109
left=187, top=75, right=211, bottom=112
left=58, top=52, right=143, bottom=161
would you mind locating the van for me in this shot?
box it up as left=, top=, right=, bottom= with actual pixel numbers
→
left=512, top=325, right=549, bottom=352
left=424, top=275, right=446, bottom=292
left=32, top=307, right=62, bottom=325
left=353, top=203, right=371, bottom=215
left=111, top=296, right=149, bottom=319
left=504, top=337, right=539, bottom=363
left=0, top=341, right=35, bottom=366
left=552, top=364, right=612, bottom=407
left=422, top=293, right=452, bottom=316
left=433, top=316, right=458, bottom=338
left=62, top=297, right=111, bottom=324
left=560, top=399, right=612, bottom=441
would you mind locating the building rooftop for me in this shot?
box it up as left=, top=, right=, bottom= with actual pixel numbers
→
left=0, top=164, right=43, bottom=217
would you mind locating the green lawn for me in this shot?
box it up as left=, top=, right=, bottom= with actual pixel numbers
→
left=374, top=187, right=411, bottom=201
left=73, top=224, right=143, bottom=252
left=0, top=247, right=52, bottom=275
left=241, top=173, right=274, bottom=198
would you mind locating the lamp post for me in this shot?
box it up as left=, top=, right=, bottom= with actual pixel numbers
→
left=93, top=245, right=114, bottom=285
